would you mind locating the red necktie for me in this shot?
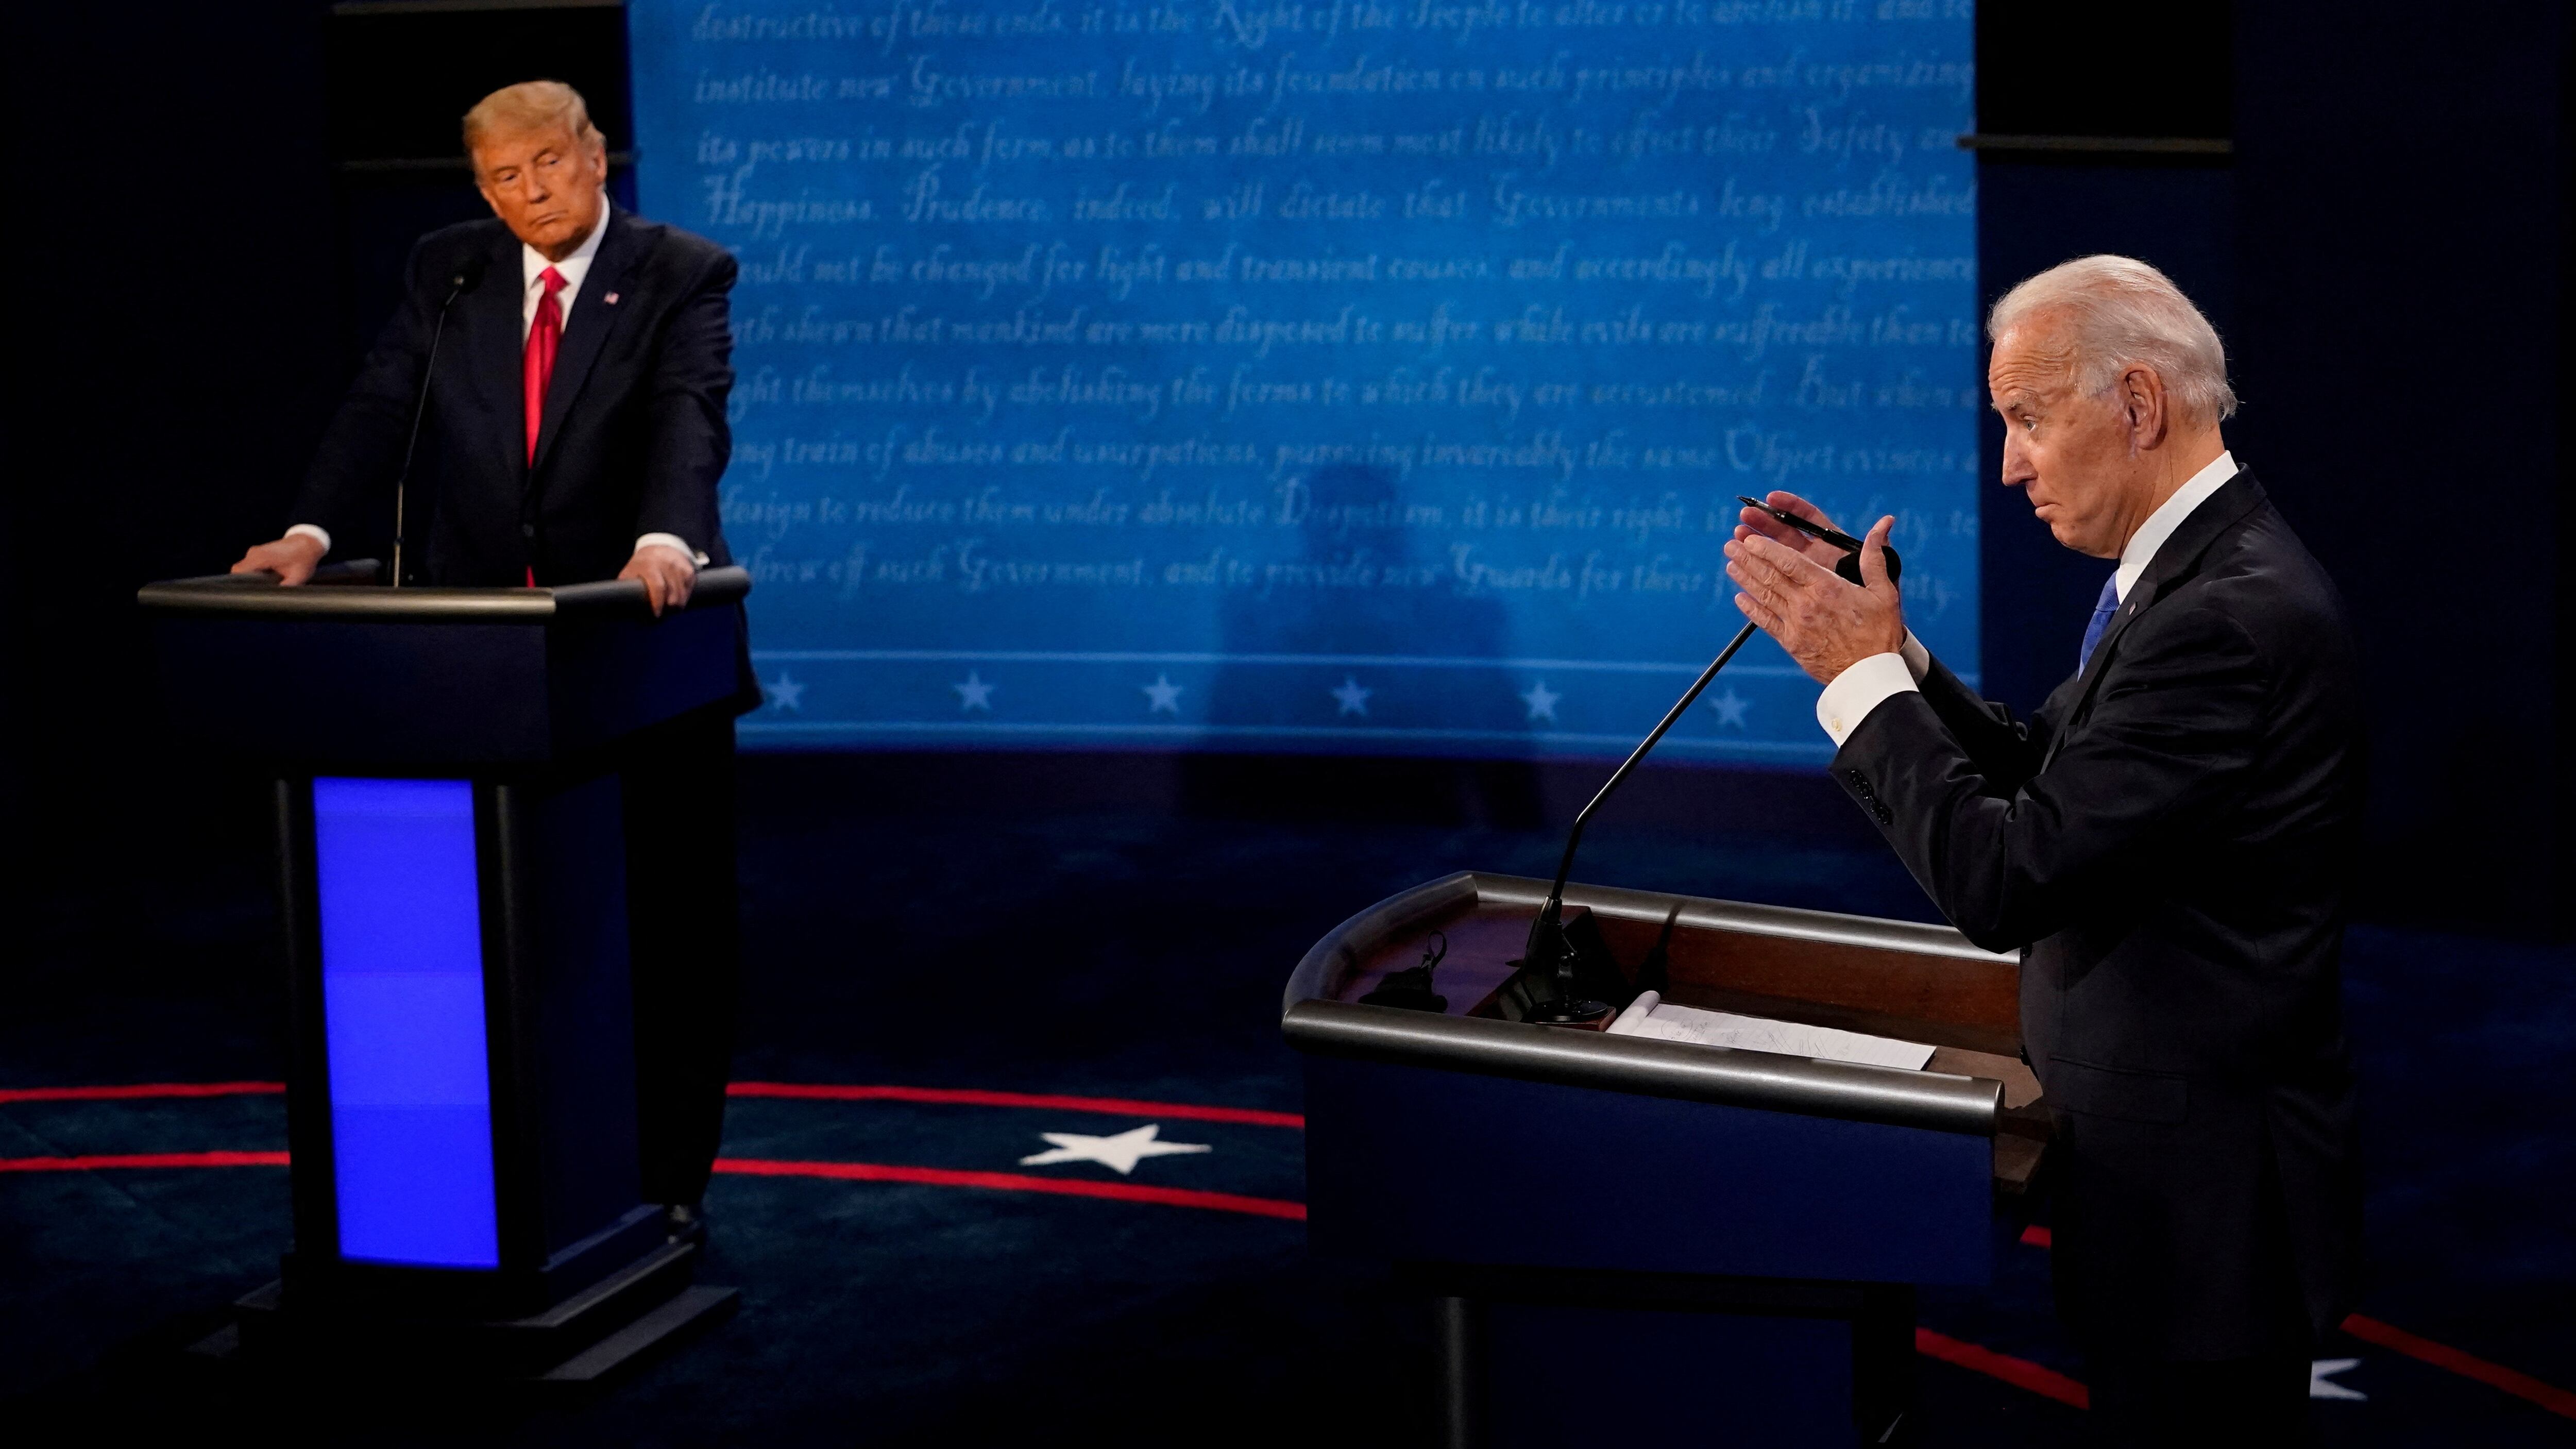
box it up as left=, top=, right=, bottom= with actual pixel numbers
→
left=524, top=265, right=566, bottom=465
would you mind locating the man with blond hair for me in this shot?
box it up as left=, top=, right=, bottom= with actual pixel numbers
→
left=239, top=81, right=748, bottom=1240
left=1727, top=256, right=2363, bottom=1444
left=238, top=79, right=732, bottom=606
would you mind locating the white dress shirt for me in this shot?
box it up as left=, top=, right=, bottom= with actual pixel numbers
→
left=518, top=199, right=607, bottom=340
left=290, top=198, right=702, bottom=575
left=1814, top=451, right=2240, bottom=746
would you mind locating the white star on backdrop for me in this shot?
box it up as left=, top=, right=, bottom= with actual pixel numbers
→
left=953, top=670, right=995, bottom=711
left=1519, top=680, right=1561, bottom=722
left=1708, top=686, right=1750, bottom=728
left=2308, top=1358, right=2366, bottom=1401
left=763, top=671, right=806, bottom=711
left=1330, top=676, right=1372, bottom=717
left=1142, top=673, right=1184, bottom=714
left=1019, top=1123, right=1211, bottom=1176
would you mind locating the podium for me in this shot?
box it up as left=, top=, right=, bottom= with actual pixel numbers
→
left=137, top=563, right=752, bottom=1381
left=1283, top=871, right=2045, bottom=1447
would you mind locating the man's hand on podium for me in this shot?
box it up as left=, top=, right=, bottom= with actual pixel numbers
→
left=622, top=543, right=698, bottom=616
left=231, top=533, right=327, bottom=586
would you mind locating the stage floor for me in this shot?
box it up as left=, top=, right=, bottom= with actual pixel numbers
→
left=5, top=768, right=2570, bottom=1444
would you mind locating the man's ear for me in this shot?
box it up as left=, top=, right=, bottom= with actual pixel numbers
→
left=2121, top=365, right=2168, bottom=450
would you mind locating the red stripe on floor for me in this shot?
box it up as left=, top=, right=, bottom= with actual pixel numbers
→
left=16, top=1142, right=2566, bottom=1421
left=0, top=1082, right=285, bottom=1104
left=1914, top=1327, right=2090, bottom=1409
left=0, top=1148, right=1306, bottom=1221
left=2340, top=1313, right=2576, bottom=1421
left=0, top=1150, right=289, bottom=1172
left=727, top=1082, right=1305, bottom=1128
left=712, top=1156, right=1307, bottom=1220
left=2016, top=1223, right=2575, bottom=1418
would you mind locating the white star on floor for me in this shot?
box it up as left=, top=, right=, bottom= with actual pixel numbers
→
left=1330, top=676, right=1372, bottom=717
left=1019, top=1123, right=1211, bottom=1176
left=1708, top=686, right=1750, bottom=728
left=2309, top=1358, right=2366, bottom=1401
left=1519, top=680, right=1561, bottom=722
left=953, top=670, right=995, bottom=712
left=763, top=671, right=806, bottom=712
left=1142, top=673, right=1184, bottom=714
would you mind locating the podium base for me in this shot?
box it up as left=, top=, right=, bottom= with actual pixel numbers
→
left=1414, top=1264, right=1915, bottom=1448
left=190, top=1240, right=737, bottom=1387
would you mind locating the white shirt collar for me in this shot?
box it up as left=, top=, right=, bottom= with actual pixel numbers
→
left=520, top=197, right=612, bottom=313
left=2114, top=450, right=2237, bottom=601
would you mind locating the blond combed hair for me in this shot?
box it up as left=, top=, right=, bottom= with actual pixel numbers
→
left=462, top=80, right=604, bottom=157
left=1989, top=255, right=2238, bottom=426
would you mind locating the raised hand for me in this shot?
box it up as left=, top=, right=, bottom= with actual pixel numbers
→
left=1724, top=514, right=1907, bottom=685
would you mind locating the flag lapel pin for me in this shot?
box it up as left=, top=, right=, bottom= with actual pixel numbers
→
left=603, top=292, right=620, bottom=305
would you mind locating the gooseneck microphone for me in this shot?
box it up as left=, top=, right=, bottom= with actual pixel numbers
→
left=388, top=253, right=488, bottom=587
left=1517, top=514, right=1902, bottom=1025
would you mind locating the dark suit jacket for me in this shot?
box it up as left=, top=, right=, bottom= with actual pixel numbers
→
left=1833, top=470, right=2365, bottom=1359
left=295, top=208, right=738, bottom=586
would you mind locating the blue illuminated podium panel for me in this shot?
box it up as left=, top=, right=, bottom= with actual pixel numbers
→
left=313, top=777, right=501, bottom=1270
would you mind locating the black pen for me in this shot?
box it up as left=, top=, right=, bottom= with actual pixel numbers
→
left=1737, top=495, right=1868, bottom=553
left=1735, top=496, right=1903, bottom=584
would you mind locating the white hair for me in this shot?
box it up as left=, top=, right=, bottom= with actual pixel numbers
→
left=1988, top=255, right=2237, bottom=424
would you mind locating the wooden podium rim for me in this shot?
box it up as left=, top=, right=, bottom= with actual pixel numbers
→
left=1282, top=871, right=2008, bottom=1137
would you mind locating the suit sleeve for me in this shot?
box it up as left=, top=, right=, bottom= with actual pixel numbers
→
left=1835, top=604, right=2266, bottom=952
left=290, top=240, right=442, bottom=550
left=1914, top=655, right=2050, bottom=794
left=634, top=249, right=736, bottom=557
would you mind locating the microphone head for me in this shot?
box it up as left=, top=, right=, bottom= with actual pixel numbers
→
left=449, top=254, right=489, bottom=292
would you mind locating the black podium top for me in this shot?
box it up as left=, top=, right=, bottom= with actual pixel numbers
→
left=139, top=565, right=754, bottom=768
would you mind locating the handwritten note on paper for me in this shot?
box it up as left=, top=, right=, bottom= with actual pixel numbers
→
left=629, top=0, right=1978, bottom=759
left=1606, top=989, right=1935, bottom=1070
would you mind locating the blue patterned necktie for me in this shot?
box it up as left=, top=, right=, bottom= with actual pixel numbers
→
left=2077, top=572, right=2122, bottom=675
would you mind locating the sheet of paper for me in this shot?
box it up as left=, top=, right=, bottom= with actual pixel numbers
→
left=1605, top=991, right=1937, bottom=1071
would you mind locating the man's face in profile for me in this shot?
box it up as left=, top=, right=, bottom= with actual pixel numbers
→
left=1988, top=321, right=2137, bottom=560
left=472, top=123, right=606, bottom=259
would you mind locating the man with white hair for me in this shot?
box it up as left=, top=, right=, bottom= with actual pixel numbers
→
left=236, top=81, right=750, bottom=1243
left=1726, top=256, right=2363, bottom=1444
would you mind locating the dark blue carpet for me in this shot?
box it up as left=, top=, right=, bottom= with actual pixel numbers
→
left=3, top=769, right=2570, bottom=1444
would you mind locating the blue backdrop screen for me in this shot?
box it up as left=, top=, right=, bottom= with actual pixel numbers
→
left=629, top=0, right=1977, bottom=761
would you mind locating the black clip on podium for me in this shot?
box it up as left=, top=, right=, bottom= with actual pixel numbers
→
left=137, top=561, right=753, bottom=1384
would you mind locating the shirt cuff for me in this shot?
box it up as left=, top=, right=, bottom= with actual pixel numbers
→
left=1899, top=630, right=1930, bottom=681
left=633, top=533, right=706, bottom=568
left=1816, top=652, right=1919, bottom=747
left=285, top=524, right=331, bottom=555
